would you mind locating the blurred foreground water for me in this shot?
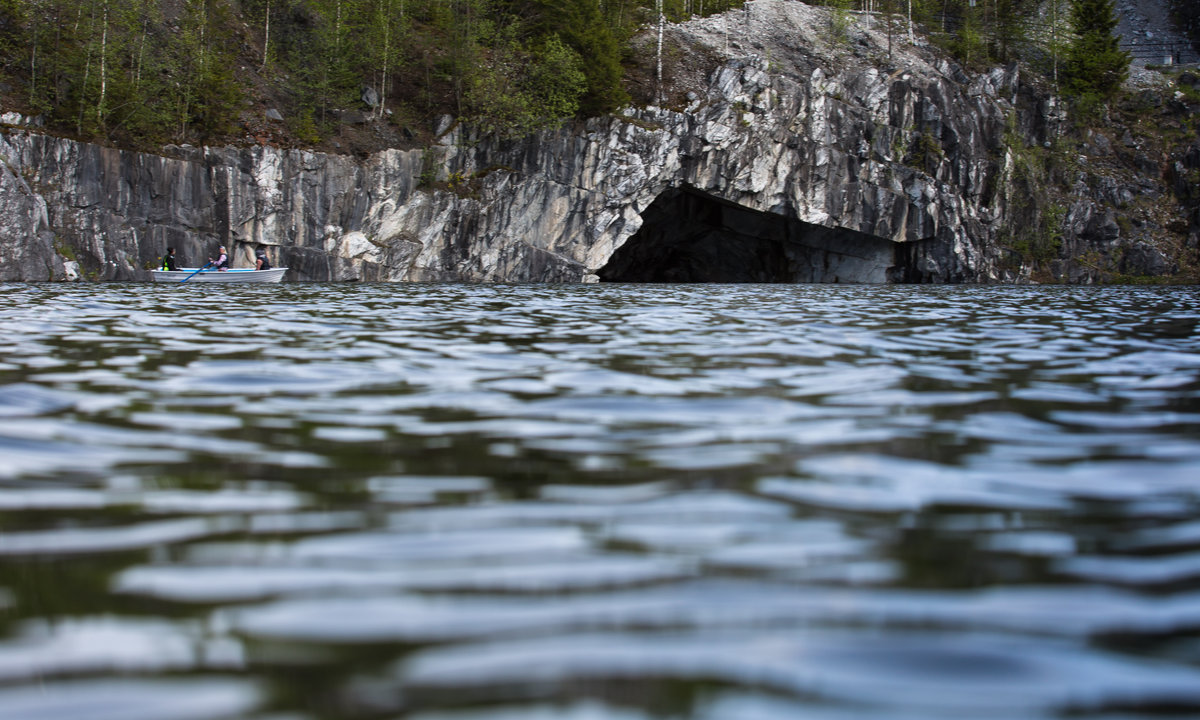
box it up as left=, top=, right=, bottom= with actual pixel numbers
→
left=0, top=282, right=1199, bottom=720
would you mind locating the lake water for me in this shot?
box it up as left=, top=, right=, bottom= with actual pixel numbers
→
left=1, top=282, right=1199, bottom=720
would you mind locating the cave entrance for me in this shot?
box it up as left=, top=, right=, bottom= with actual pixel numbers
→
left=597, top=186, right=907, bottom=283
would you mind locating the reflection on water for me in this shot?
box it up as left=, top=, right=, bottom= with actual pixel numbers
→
left=0, top=282, right=1199, bottom=719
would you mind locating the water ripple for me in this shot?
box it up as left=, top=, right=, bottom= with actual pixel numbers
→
left=0, top=282, right=1197, bottom=719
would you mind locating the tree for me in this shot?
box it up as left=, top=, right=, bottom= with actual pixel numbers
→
left=465, top=30, right=585, bottom=136
left=991, top=0, right=1033, bottom=62
left=529, top=0, right=627, bottom=116
left=1064, top=0, right=1129, bottom=99
left=102, top=0, right=175, bottom=143
left=276, top=0, right=362, bottom=138
left=365, top=0, right=407, bottom=120
left=655, top=0, right=663, bottom=105
left=525, top=34, right=586, bottom=123
left=171, top=0, right=242, bottom=140
left=1, top=0, right=74, bottom=116
left=435, top=0, right=491, bottom=114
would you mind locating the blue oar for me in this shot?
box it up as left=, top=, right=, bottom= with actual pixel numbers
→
left=180, top=261, right=215, bottom=283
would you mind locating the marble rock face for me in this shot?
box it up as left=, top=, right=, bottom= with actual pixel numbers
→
left=0, top=1, right=1144, bottom=283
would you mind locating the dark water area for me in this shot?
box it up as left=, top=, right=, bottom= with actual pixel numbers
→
left=0, top=281, right=1199, bottom=720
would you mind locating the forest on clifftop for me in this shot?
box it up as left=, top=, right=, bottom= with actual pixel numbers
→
left=0, top=0, right=1182, bottom=154
left=0, top=0, right=740, bottom=151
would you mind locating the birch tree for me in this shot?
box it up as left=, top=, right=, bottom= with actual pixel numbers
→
left=367, top=0, right=407, bottom=120
left=261, top=0, right=271, bottom=70
left=655, top=0, right=663, bottom=105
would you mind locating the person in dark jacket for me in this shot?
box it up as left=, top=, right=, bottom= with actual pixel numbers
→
left=161, top=247, right=179, bottom=271
left=255, top=249, right=272, bottom=271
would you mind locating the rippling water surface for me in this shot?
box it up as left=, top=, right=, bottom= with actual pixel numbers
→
left=1, top=282, right=1199, bottom=720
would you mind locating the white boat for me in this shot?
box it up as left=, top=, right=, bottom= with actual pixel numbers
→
left=151, top=268, right=288, bottom=283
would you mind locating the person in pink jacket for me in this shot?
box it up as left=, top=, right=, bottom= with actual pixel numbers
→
left=210, top=245, right=229, bottom=271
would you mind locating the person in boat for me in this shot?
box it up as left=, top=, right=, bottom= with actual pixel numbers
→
left=161, top=247, right=179, bottom=271
left=255, top=249, right=272, bottom=271
left=210, top=245, right=230, bottom=271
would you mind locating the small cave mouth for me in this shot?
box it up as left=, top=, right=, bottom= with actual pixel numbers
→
left=597, top=186, right=922, bottom=283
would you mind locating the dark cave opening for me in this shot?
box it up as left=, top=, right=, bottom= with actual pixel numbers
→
left=597, top=186, right=922, bottom=283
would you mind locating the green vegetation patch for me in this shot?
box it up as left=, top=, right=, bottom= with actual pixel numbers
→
left=0, top=0, right=751, bottom=149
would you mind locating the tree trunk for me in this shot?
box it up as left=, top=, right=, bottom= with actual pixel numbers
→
left=1052, top=0, right=1059, bottom=90
left=98, top=0, right=108, bottom=129
left=656, top=0, right=664, bottom=105
left=77, top=1, right=96, bottom=135
left=261, top=0, right=271, bottom=72
left=29, top=1, right=39, bottom=107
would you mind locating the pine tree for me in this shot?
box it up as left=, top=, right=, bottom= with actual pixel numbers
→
left=1064, top=0, right=1129, bottom=99
left=529, top=0, right=627, bottom=117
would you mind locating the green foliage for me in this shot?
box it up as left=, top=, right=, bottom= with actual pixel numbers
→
left=0, top=0, right=245, bottom=145
left=103, top=1, right=176, bottom=143
left=175, top=1, right=243, bottom=138
left=466, top=32, right=586, bottom=137
left=828, top=0, right=853, bottom=44
left=433, top=0, right=493, bottom=113
left=418, top=147, right=438, bottom=188
left=288, top=107, right=323, bottom=144
left=528, top=0, right=628, bottom=117
left=363, top=0, right=408, bottom=119
left=990, top=0, right=1032, bottom=60
left=914, top=0, right=1039, bottom=67
left=0, top=0, right=752, bottom=147
left=1004, top=198, right=1066, bottom=268
left=0, top=0, right=1122, bottom=151
left=53, top=238, right=76, bottom=261
left=950, top=15, right=986, bottom=67
left=908, top=131, right=944, bottom=171
left=890, top=125, right=910, bottom=162
left=528, top=36, right=587, bottom=120
left=1173, top=76, right=1200, bottom=105
left=273, top=0, right=365, bottom=135
left=1064, top=0, right=1130, bottom=99
left=1036, top=203, right=1065, bottom=262
left=464, top=37, right=534, bottom=135
left=1001, top=114, right=1067, bottom=268
left=1069, top=91, right=1109, bottom=123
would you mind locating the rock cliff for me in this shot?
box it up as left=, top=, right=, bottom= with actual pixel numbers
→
left=0, top=1, right=1195, bottom=283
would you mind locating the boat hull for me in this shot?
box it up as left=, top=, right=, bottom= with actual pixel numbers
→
left=151, top=268, right=288, bottom=283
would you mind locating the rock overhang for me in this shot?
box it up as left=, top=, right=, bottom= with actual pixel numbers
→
left=596, top=185, right=910, bottom=283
